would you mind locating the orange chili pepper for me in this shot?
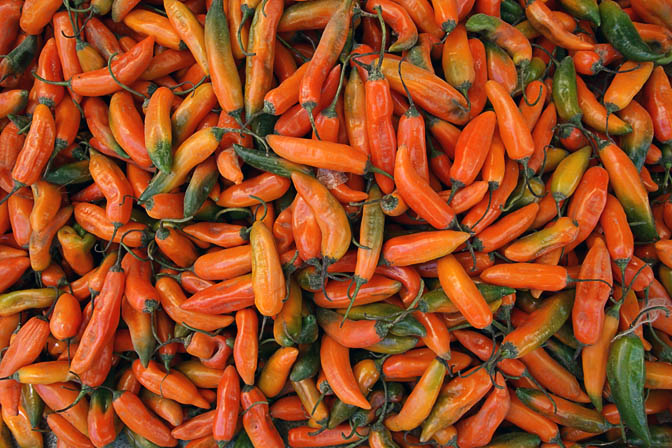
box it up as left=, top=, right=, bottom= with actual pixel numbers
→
left=112, top=391, right=177, bottom=447
left=485, top=80, right=534, bottom=166
left=241, top=387, right=284, bottom=448
left=320, top=335, right=370, bottom=409
left=395, top=144, right=455, bottom=229
left=233, top=308, right=258, bottom=385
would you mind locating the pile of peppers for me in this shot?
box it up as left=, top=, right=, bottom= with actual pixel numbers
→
left=0, top=0, right=672, bottom=446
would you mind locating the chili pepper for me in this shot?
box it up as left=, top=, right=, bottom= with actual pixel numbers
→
left=132, top=359, right=209, bottom=409
left=87, top=387, right=118, bottom=448
left=241, top=387, right=284, bottom=448
left=521, top=346, right=589, bottom=403
left=0, top=0, right=21, bottom=57
left=47, top=412, right=94, bottom=448
left=525, top=0, right=593, bottom=51
left=112, top=391, right=177, bottom=447
left=603, top=61, right=654, bottom=115
left=597, top=140, right=657, bottom=242
left=420, top=366, right=492, bottom=442
left=485, top=81, right=534, bottom=169
left=68, top=36, right=155, bottom=97
left=2, top=402, right=43, bottom=448
left=0, top=35, right=38, bottom=86
left=436, top=254, right=493, bottom=328
left=395, top=147, right=454, bottom=228
left=257, top=346, right=297, bottom=399
left=607, top=333, right=650, bottom=444
left=515, top=388, right=610, bottom=435
left=600, top=0, right=663, bottom=62
left=19, top=384, right=43, bottom=431
left=504, top=217, right=579, bottom=262
left=49, top=293, right=82, bottom=342
left=232, top=308, right=258, bottom=385
left=143, top=87, right=174, bottom=172
left=498, top=290, right=574, bottom=359
left=433, top=0, right=458, bottom=33
left=163, top=0, right=208, bottom=75
left=385, top=357, right=446, bottom=431
left=320, top=335, right=370, bottom=409
left=442, top=24, right=474, bottom=101
left=34, top=382, right=90, bottom=436
left=69, top=258, right=124, bottom=374
left=182, top=157, right=217, bottom=218
left=454, top=372, right=509, bottom=448
left=367, top=0, right=417, bottom=51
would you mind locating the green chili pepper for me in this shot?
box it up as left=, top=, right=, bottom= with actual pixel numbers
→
left=553, top=56, right=582, bottom=125
left=183, top=160, right=219, bottom=218
left=485, top=432, right=541, bottom=448
left=20, top=384, right=44, bottom=429
left=500, top=0, right=525, bottom=24
left=289, top=342, right=320, bottom=382
left=599, top=0, right=663, bottom=62
left=233, top=144, right=313, bottom=178
left=296, top=313, right=319, bottom=344
left=558, top=0, right=600, bottom=26
left=521, top=57, right=546, bottom=86
left=43, top=160, right=92, bottom=185
left=607, top=333, right=651, bottom=446
left=0, top=35, right=38, bottom=83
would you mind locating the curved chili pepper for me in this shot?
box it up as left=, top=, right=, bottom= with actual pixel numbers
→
left=320, top=334, right=370, bottom=409
left=420, top=367, right=492, bottom=442
left=385, top=357, right=446, bottom=431
left=69, top=37, right=155, bottom=97
left=526, top=0, right=593, bottom=51
left=395, top=144, right=455, bottom=228
left=603, top=61, right=654, bottom=113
